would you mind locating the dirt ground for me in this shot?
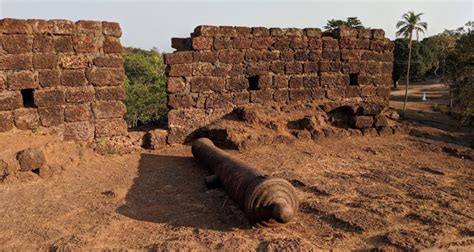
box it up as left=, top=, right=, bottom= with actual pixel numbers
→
left=1, top=82, right=473, bottom=251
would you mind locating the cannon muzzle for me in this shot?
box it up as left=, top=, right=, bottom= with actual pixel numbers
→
left=192, top=138, right=299, bottom=227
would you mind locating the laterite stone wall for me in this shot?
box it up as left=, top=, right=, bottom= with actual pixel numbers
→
left=164, top=25, right=394, bottom=143
left=0, top=19, right=127, bottom=142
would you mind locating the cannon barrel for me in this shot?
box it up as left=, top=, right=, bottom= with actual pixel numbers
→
left=192, top=138, right=299, bottom=227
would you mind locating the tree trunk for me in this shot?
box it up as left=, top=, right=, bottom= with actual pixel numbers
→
left=402, top=35, right=413, bottom=119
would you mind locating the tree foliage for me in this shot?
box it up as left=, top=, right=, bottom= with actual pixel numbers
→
left=324, top=17, right=365, bottom=31
left=393, top=39, right=435, bottom=80
left=123, top=47, right=167, bottom=128
left=422, top=34, right=457, bottom=77
left=445, top=30, right=474, bottom=122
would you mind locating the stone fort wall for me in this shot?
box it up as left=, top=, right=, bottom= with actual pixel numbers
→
left=164, top=25, right=394, bottom=143
left=0, top=19, right=127, bottom=142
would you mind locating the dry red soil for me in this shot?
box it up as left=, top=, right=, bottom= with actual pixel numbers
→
left=1, top=82, right=473, bottom=250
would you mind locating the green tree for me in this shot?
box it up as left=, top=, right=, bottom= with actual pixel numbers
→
left=422, top=34, right=456, bottom=77
left=445, top=30, right=474, bottom=123
left=324, top=17, right=365, bottom=31
left=396, top=11, right=428, bottom=119
left=123, top=47, right=167, bottom=128
left=393, top=39, right=435, bottom=81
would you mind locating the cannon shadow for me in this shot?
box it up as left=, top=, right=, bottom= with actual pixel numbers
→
left=117, top=153, right=250, bottom=231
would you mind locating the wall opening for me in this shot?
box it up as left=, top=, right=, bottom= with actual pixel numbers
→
left=21, top=89, right=36, bottom=108
left=247, top=76, right=260, bottom=90
left=327, top=106, right=355, bottom=129
left=349, top=73, right=359, bottom=86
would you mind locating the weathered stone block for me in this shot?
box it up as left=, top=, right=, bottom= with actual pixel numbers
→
left=193, top=25, right=218, bottom=36
left=290, top=37, right=308, bottom=49
left=270, top=61, right=285, bottom=74
left=33, top=53, right=57, bottom=69
left=375, top=114, right=389, bottom=127
left=34, top=89, right=65, bottom=107
left=65, top=86, right=95, bottom=103
left=303, top=62, right=319, bottom=73
left=103, top=37, right=123, bottom=53
left=273, top=89, right=288, bottom=102
left=190, top=76, right=225, bottom=92
left=102, top=21, right=122, bottom=37
left=61, top=70, right=87, bottom=87
left=48, top=20, right=75, bottom=35
left=360, top=103, right=384, bottom=115
left=322, top=37, right=339, bottom=49
left=273, top=75, right=288, bottom=88
left=258, top=74, right=272, bottom=89
left=193, top=51, right=217, bottom=63
left=192, top=37, right=213, bottom=50
left=273, top=37, right=291, bottom=50
left=233, top=37, right=252, bottom=49
left=218, top=50, right=244, bottom=64
left=250, top=90, right=273, bottom=104
left=205, top=93, right=232, bottom=109
left=64, top=104, right=91, bottom=122
left=285, top=62, right=303, bottom=74
left=2, top=35, right=32, bottom=54
left=226, top=76, right=248, bottom=91
left=371, top=29, right=385, bottom=40
left=167, top=77, right=186, bottom=94
left=93, top=56, right=123, bottom=68
left=76, top=20, right=102, bottom=35
left=0, top=92, right=22, bottom=111
left=322, top=49, right=341, bottom=60
left=294, top=50, right=309, bottom=61
left=305, top=28, right=322, bottom=38
left=95, top=118, right=127, bottom=138
left=73, top=35, right=99, bottom=53
left=14, top=108, right=39, bottom=130
left=0, top=19, right=32, bottom=34
left=290, top=89, right=312, bottom=102
left=251, top=37, right=273, bottom=49
left=166, top=64, right=192, bottom=77
left=235, top=26, right=252, bottom=35
left=252, top=27, right=269, bottom=36
left=326, top=87, right=346, bottom=100
left=171, top=37, right=192, bottom=51
left=28, top=19, right=50, bottom=33
left=0, top=55, right=32, bottom=70
left=246, top=62, right=269, bottom=76
left=60, top=54, right=90, bottom=69
left=148, top=129, right=168, bottom=149
left=289, top=76, right=304, bottom=89
left=333, top=27, right=358, bottom=38
left=63, top=121, right=94, bottom=141
left=303, top=76, right=319, bottom=88
left=168, top=94, right=194, bottom=109
left=92, top=100, right=126, bottom=119
left=7, top=71, right=38, bottom=91
left=0, top=111, right=13, bottom=132
left=38, top=106, right=63, bottom=127
left=192, top=62, right=214, bottom=76
left=213, top=37, right=233, bottom=50
left=33, top=34, right=54, bottom=52
left=164, top=51, right=193, bottom=64
left=232, top=91, right=250, bottom=105
left=87, top=68, right=124, bottom=86
left=95, top=86, right=125, bottom=100
left=53, top=36, right=74, bottom=52
left=353, top=115, right=374, bottom=129
left=16, top=148, right=45, bottom=172
left=319, top=61, right=341, bottom=72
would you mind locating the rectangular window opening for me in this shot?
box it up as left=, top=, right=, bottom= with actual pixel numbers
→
left=349, top=73, right=359, bottom=86
left=21, top=89, right=36, bottom=108
left=247, top=76, right=260, bottom=90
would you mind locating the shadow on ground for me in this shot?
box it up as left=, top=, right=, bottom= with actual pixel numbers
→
left=117, top=154, right=249, bottom=231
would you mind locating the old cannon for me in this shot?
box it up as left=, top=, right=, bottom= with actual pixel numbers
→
left=192, top=138, right=299, bottom=227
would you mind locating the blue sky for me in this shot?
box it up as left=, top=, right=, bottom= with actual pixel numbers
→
left=1, top=0, right=472, bottom=52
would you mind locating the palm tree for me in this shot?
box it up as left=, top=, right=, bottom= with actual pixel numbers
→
left=396, top=11, right=428, bottom=119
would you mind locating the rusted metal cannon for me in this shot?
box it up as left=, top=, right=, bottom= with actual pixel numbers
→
left=192, top=138, right=299, bottom=227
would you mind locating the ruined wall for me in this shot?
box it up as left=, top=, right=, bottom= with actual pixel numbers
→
left=164, top=25, right=394, bottom=144
left=0, top=19, right=127, bottom=142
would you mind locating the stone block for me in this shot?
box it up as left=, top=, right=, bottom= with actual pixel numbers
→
left=322, top=49, right=341, bottom=60
left=226, top=76, right=248, bottom=91
left=59, top=54, right=90, bottom=69
left=0, top=54, right=32, bottom=70
left=213, top=37, right=233, bottom=50
left=280, top=49, right=294, bottom=62
left=48, top=20, right=75, bottom=35
left=273, top=89, right=288, bottom=102
left=294, top=50, right=309, bottom=61
left=371, top=29, right=385, bottom=40
left=319, top=61, right=341, bottom=72
left=34, top=89, right=65, bottom=107
left=250, top=90, right=273, bottom=104
left=33, top=53, right=57, bottom=69
left=193, top=51, right=217, bottom=63
left=102, top=21, right=122, bottom=37
left=305, top=28, right=322, bottom=38
left=270, top=61, right=285, bottom=74
left=333, top=27, right=358, bottom=38
left=93, top=56, right=123, bottom=68
left=205, top=93, right=232, bottom=109
left=233, top=37, right=252, bottom=49
left=53, top=36, right=74, bottom=52
left=2, top=35, right=32, bottom=54
left=63, top=121, right=94, bottom=141
left=167, top=77, right=186, bottom=94
left=28, top=19, right=50, bottom=33
left=171, top=38, right=192, bottom=51
left=285, top=62, right=303, bottom=74
left=148, top=129, right=168, bottom=149
left=235, top=26, right=252, bottom=35
left=87, top=68, right=124, bottom=86
left=33, top=34, right=54, bottom=52
left=353, top=116, right=374, bottom=129
left=75, top=20, right=102, bottom=35
left=289, top=76, right=304, bottom=89
left=190, top=76, right=225, bottom=92
left=192, top=62, right=214, bottom=76
left=246, top=62, right=269, bottom=76
left=303, top=62, right=319, bottom=73
left=0, top=91, right=22, bottom=111
left=258, top=74, right=272, bottom=89
left=16, top=148, right=45, bottom=172
left=0, top=111, right=13, bottom=132
left=273, top=37, right=290, bottom=50
left=303, top=76, right=319, bottom=88
left=14, top=108, right=39, bottom=130
left=65, top=86, right=95, bottom=103
left=95, top=86, right=125, bottom=100
left=326, top=87, right=346, bottom=100
left=95, top=118, right=128, bottom=138
left=273, top=75, right=288, bottom=88
left=7, top=71, right=38, bottom=90
left=290, top=89, right=312, bottom=102
left=218, top=50, right=244, bottom=64
left=192, top=37, right=213, bottom=50
left=73, top=35, right=99, bottom=53
left=251, top=37, right=273, bottom=49
left=38, top=106, right=63, bottom=127
left=166, top=64, right=192, bottom=77
left=308, top=50, right=322, bottom=61
left=0, top=19, right=32, bottom=34
left=193, top=25, right=218, bottom=36
left=375, top=114, right=389, bottom=127
left=64, top=103, right=91, bottom=122
left=290, top=37, right=308, bottom=49
left=360, top=103, right=384, bottom=115
left=103, top=37, right=123, bottom=53
left=164, top=51, right=194, bottom=64
left=168, top=94, right=194, bottom=109
left=232, top=91, right=250, bottom=105
left=322, top=37, right=338, bottom=49
left=92, top=100, right=126, bottom=119
left=61, top=70, right=87, bottom=87
left=252, top=27, right=269, bottom=36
